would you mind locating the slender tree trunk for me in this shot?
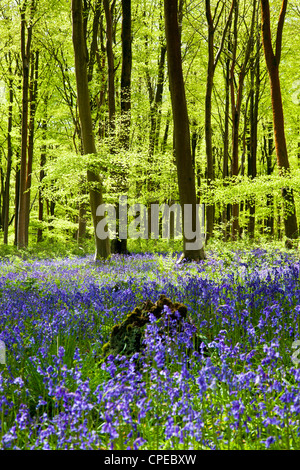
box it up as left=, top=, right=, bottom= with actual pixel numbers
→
left=111, top=0, right=132, bottom=255
left=164, top=0, right=205, bottom=261
left=230, top=0, right=256, bottom=240
left=149, top=43, right=167, bottom=157
left=103, top=0, right=115, bottom=136
left=146, top=41, right=167, bottom=243
left=25, top=50, right=39, bottom=246
left=247, top=20, right=260, bottom=239
left=37, top=101, right=47, bottom=243
left=222, top=50, right=231, bottom=241
left=161, top=109, right=170, bottom=154
left=262, top=122, right=275, bottom=235
left=261, top=0, right=298, bottom=243
left=205, top=0, right=234, bottom=242
left=72, top=0, right=110, bottom=260
left=37, top=154, right=46, bottom=243
left=14, top=164, right=20, bottom=246
left=120, top=0, right=132, bottom=150
left=3, top=57, right=13, bottom=244
left=205, top=49, right=215, bottom=241
left=18, top=1, right=34, bottom=249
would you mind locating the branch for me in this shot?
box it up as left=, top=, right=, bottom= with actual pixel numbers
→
left=275, top=0, right=288, bottom=65
left=242, top=0, right=257, bottom=75
left=214, top=0, right=235, bottom=69
left=213, top=0, right=225, bottom=31
left=205, top=0, right=213, bottom=29
left=261, top=0, right=275, bottom=70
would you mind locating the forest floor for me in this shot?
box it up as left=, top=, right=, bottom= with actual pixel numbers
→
left=1, top=242, right=300, bottom=450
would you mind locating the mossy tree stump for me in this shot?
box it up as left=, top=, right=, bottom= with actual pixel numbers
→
left=102, top=294, right=208, bottom=359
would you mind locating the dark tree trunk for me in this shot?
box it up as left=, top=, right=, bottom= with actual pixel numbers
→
left=37, top=104, right=47, bottom=243
left=261, top=0, right=298, bottom=243
left=103, top=0, right=115, bottom=136
left=72, top=0, right=110, bottom=260
left=222, top=48, right=231, bottom=241
left=205, top=0, right=234, bottom=242
left=3, top=56, right=13, bottom=244
left=14, top=164, right=20, bottom=246
left=108, top=0, right=132, bottom=255
left=230, top=0, right=256, bottom=240
left=149, top=43, right=167, bottom=157
left=17, top=0, right=34, bottom=249
left=164, top=0, right=205, bottom=261
left=247, top=19, right=260, bottom=239
left=120, top=0, right=132, bottom=150
left=25, top=50, right=39, bottom=246
left=262, top=122, right=275, bottom=235
left=111, top=0, right=132, bottom=255
left=146, top=41, right=167, bottom=245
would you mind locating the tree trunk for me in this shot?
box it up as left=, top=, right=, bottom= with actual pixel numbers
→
left=222, top=48, right=231, bottom=241
left=205, top=0, right=234, bottom=242
left=262, top=122, right=275, bottom=235
left=37, top=103, right=47, bottom=243
left=261, top=0, right=298, bottom=243
left=3, top=56, right=13, bottom=244
left=164, top=0, right=205, bottom=261
left=17, top=1, right=33, bottom=249
left=247, top=19, right=260, bottom=239
left=111, top=0, right=132, bottom=255
left=146, top=41, right=167, bottom=246
left=205, top=53, right=214, bottom=242
left=149, top=43, right=167, bottom=157
left=72, top=0, right=110, bottom=260
left=14, top=164, right=20, bottom=246
left=25, top=50, right=39, bottom=246
left=120, top=0, right=132, bottom=150
left=230, top=0, right=256, bottom=240
left=103, top=0, right=115, bottom=136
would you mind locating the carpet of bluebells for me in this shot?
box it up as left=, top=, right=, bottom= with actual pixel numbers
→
left=1, top=247, right=300, bottom=450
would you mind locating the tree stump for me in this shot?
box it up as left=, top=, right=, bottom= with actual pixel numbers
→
left=102, top=294, right=209, bottom=360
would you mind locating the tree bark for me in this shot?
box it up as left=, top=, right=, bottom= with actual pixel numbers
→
left=3, top=55, right=13, bottom=244
left=262, top=121, right=275, bottom=235
left=72, top=0, right=110, bottom=260
left=120, top=0, right=132, bottom=150
left=222, top=45, right=231, bottom=241
left=230, top=0, right=256, bottom=240
left=261, top=0, right=298, bottom=243
left=247, top=14, right=260, bottom=239
left=205, top=0, right=234, bottom=241
left=164, top=0, right=205, bottom=261
left=111, top=0, right=132, bottom=255
left=37, top=100, right=47, bottom=243
left=25, top=50, right=39, bottom=246
left=103, top=0, right=115, bottom=136
left=17, top=0, right=34, bottom=249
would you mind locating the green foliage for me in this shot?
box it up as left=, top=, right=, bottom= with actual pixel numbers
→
left=0, top=0, right=300, bottom=249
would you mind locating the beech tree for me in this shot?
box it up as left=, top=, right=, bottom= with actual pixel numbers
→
left=205, top=0, right=234, bottom=241
left=1, top=0, right=300, bottom=250
left=72, top=0, right=110, bottom=260
left=230, top=0, right=257, bottom=239
left=17, top=0, right=36, bottom=249
left=164, top=0, right=205, bottom=261
left=111, top=0, right=131, bottom=255
left=2, top=52, right=14, bottom=244
left=261, top=0, right=298, bottom=244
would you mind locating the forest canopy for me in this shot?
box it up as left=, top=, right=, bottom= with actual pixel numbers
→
left=0, top=0, right=300, bottom=258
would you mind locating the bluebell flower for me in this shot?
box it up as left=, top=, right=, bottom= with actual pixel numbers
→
left=261, top=435, right=276, bottom=448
